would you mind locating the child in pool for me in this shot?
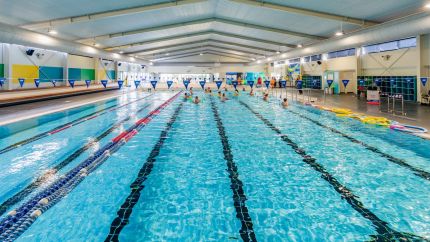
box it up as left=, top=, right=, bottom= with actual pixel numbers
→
left=282, top=98, right=288, bottom=108
left=193, top=96, right=200, bottom=104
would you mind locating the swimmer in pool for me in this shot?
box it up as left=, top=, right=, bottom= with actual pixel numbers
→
left=190, top=87, right=194, bottom=95
left=184, top=92, right=189, bottom=100
left=221, top=93, right=228, bottom=102
left=242, top=87, right=246, bottom=92
left=218, top=91, right=222, bottom=98
left=249, top=89, right=254, bottom=96
left=194, top=96, right=200, bottom=104
left=233, top=90, right=239, bottom=96
left=282, top=98, right=289, bottom=108
left=263, top=93, right=269, bottom=101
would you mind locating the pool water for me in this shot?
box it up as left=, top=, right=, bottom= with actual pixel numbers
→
left=0, top=91, right=429, bottom=241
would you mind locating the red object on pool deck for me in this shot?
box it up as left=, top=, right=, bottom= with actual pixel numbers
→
left=367, top=101, right=380, bottom=105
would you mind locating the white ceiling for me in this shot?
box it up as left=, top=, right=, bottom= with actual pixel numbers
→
left=0, top=0, right=426, bottom=64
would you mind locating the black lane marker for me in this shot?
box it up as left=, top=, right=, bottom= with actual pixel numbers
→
left=0, top=94, right=153, bottom=155
left=286, top=109, right=430, bottom=182
left=0, top=102, right=154, bottom=216
left=239, top=101, right=425, bottom=241
left=105, top=101, right=184, bottom=242
left=210, top=98, right=257, bottom=242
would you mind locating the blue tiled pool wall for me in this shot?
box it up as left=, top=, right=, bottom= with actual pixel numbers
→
left=302, top=75, right=322, bottom=89
left=0, top=98, right=118, bottom=138
left=357, top=76, right=417, bottom=101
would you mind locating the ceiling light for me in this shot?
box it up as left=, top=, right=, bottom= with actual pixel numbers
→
left=119, top=51, right=124, bottom=54
left=276, top=51, right=280, bottom=54
left=150, top=62, right=154, bottom=65
left=297, top=44, right=303, bottom=48
left=335, top=31, right=344, bottom=36
left=165, top=53, right=170, bottom=56
left=93, top=43, right=100, bottom=47
left=251, top=58, right=256, bottom=61
left=48, top=29, right=57, bottom=35
left=425, top=3, right=430, bottom=8
left=267, top=57, right=272, bottom=61
left=200, top=53, right=203, bottom=55
left=257, top=60, right=261, bottom=64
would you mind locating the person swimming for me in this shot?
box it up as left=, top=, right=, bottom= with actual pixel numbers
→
left=218, top=91, right=222, bottom=98
left=282, top=98, right=288, bottom=108
left=184, top=92, right=189, bottom=100
left=190, top=87, right=194, bottom=95
left=233, top=90, right=239, bottom=96
left=263, top=93, right=269, bottom=101
left=221, top=93, right=228, bottom=102
left=250, top=89, right=254, bottom=96
left=242, top=87, right=246, bottom=92
left=193, top=96, right=200, bottom=104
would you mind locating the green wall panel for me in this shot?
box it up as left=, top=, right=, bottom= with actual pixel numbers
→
left=0, top=64, right=4, bottom=78
left=68, top=68, right=81, bottom=80
left=39, top=66, right=63, bottom=82
left=81, top=69, right=95, bottom=80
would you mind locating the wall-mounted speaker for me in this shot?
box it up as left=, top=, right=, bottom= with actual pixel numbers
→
left=26, top=49, right=35, bottom=56
left=317, top=61, right=322, bottom=65
left=118, top=63, right=122, bottom=66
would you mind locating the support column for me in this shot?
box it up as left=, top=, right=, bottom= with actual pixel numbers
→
left=95, top=58, right=101, bottom=84
left=3, top=43, right=13, bottom=90
left=418, top=34, right=430, bottom=103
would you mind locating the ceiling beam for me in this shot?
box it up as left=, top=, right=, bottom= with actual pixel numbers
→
left=134, top=39, right=277, bottom=55
left=152, top=50, right=252, bottom=62
left=146, top=44, right=263, bottom=57
left=206, top=51, right=253, bottom=61
left=152, top=62, right=246, bottom=66
left=107, top=30, right=295, bottom=51
left=20, top=0, right=206, bottom=30
left=230, top=0, right=379, bottom=27
left=77, top=17, right=324, bottom=43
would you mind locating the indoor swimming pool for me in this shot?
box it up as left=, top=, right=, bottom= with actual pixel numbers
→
left=0, top=91, right=430, bottom=241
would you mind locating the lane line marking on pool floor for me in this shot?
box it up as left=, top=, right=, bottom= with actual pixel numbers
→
left=0, top=97, right=163, bottom=217
left=285, top=109, right=430, bottom=182
left=0, top=92, right=182, bottom=241
left=239, top=100, right=425, bottom=241
left=0, top=93, right=155, bottom=156
left=211, top=97, right=257, bottom=242
left=105, top=101, right=184, bottom=242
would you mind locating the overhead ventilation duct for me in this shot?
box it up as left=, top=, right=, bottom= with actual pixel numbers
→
left=0, top=22, right=148, bottom=64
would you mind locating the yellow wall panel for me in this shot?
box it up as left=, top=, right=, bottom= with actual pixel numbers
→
left=12, top=64, right=39, bottom=83
left=98, top=70, right=107, bottom=80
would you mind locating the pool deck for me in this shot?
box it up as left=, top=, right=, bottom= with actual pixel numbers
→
left=0, top=88, right=132, bottom=126
left=278, top=88, right=430, bottom=139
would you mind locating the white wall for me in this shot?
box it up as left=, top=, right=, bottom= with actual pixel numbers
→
left=68, top=54, right=94, bottom=69
left=358, top=47, right=418, bottom=76
left=147, top=64, right=264, bottom=77
left=9, top=44, right=67, bottom=89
